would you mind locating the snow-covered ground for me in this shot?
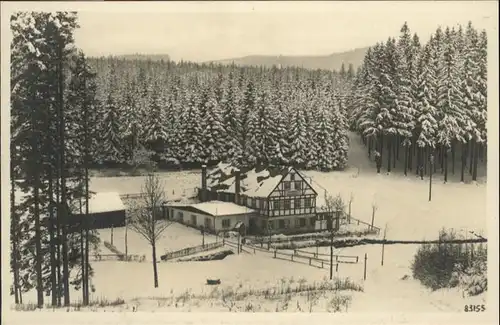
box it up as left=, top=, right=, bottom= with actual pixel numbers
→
left=89, top=170, right=201, bottom=201
left=13, top=240, right=486, bottom=312
left=96, top=222, right=218, bottom=261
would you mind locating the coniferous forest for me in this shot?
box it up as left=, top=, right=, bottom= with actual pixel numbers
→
left=348, top=22, right=487, bottom=182
left=9, top=11, right=487, bottom=309
left=87, top=57, right=352, bottom=171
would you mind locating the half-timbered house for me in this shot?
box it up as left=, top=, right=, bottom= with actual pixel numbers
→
left=198, top=163, right=322, bottom=235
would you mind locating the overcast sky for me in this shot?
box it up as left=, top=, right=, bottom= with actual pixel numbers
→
left=5, top=1, right=497, bottom=62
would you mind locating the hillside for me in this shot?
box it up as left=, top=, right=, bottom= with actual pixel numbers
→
left=209, top=47, right=369, bottom=71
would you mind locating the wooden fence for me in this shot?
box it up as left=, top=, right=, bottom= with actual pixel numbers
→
left=347, top=216, right=381, bottom=234
left=233, top=241, right=344, bottom=270
left=293, top=249, right=359, bottom=264
left=160, top=242, right=223, bottom=261
left=91, top=253, right=145, bottom=262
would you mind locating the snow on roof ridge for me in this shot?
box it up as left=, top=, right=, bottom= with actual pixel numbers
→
left=207, top=164, right=295, bottom=198
left=192, top=200, right=255, bottom=217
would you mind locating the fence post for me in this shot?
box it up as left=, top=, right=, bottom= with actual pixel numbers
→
left=321, top=261, right=324, bottom=268
left=336, top=263, right=339, bottom=272
left=309, top=258, right=312, bottom=265
left=274, top=250, right=277, bottom=258
left=363, top=253, right=367, bottom=281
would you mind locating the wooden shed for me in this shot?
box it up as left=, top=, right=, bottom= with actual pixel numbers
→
left=71, top=192, right=126, bottom=230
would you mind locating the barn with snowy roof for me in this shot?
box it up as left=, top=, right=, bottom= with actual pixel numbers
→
left=70, top=192, right=126, bottom=230
left=14, top=189, right=126, bottom=231
left=188, top=162, right=322, bottom=235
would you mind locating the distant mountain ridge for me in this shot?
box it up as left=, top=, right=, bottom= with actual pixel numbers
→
left=208, top=47, right=369, bottom=71
left=113, top=54, right=171, bottom=61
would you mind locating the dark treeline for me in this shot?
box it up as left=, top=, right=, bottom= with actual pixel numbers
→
left=87, top=57, right=354, bottom=171
left=348, top=22, right=487, bottom=182
left=11, top=12, right=99, bottom=308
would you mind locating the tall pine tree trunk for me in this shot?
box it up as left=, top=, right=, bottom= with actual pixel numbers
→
left=444, top=147, right=449, bottom=183
left=408, top=144, right=413, bottom=172
left=440, top=147, right=444, bottom=173
left=84, top=167, right=90, bottom=305
left=403, top=145, right=408, bottom=176
left=55, top=165, right=62, bottom=307
left=32, top=113, right=44, bottom=308
left=34, top=176, right=44, bottom=307
left=420, top=147, right=424, bottom=180
left=392, top=137, right=396, bottom=169
left=387, top=136, right=392, bottom=173
left=48, top=169, right=57, bottom=306
left=396, top=136, right=400, bottom=161
left=469, top=141, right=474, bottom=175
left=83, top=75, right=91, bottom=306
left=10, top=149, right=21, bottom=304
left=461, top=142, right=466, bottom=182
left=368, top=136, right=372, bottom=159
left=416, top=145, right=420, bottom=176
left=472, top=141, right=479, bottom=181
left=424, top=147, right=428, bottom=175
left=58, top=41, right=70, bottom=306
left=434, top=148, right=438, bottom=173
left=79, top=198, right=86, bottom=303
left=452, top=142, right=456, bottom=175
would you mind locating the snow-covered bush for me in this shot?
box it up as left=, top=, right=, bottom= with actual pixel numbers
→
left=412, top=229, right=487, bottom=295
left=451, top=244, right=487, bottom=296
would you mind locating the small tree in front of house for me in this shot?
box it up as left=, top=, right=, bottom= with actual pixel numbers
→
left=323, top=191, right=346, bottom=280
left=128, top=173, right=172, bottom=288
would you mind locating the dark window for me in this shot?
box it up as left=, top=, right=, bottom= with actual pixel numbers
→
left=191, top=215, right=197, bottom=225
left=310, top=217, right=316, bottom=226
left=268, top=220, right=274, bottom=229
left=278, top=219, right=285, bottom=229
left=261, top=219, right=267, bottom=229
left=290, top=173, right=295, bottom=181
left=295, top=198, right=301, bottom=209
left=283, top=181, right=291, bottom=190
left=205, top=218, right=211, bottom=228
left=294, top=181, right=302, bottom=190
left=284, top=199, right=291, bottom=210
left=222, top=219, right=230, bottom=228
left=274, top=200, right=281, bottom=210
left=299, top=218, right=306, bottom=227
left=294, top=218, right=301, bottom=228
left=284, top=219, right=290, bottom=229
left=304, top=198, right=311, bottom=208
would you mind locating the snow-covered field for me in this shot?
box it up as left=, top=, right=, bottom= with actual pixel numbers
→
left=14, top=239, right=486, bottom=312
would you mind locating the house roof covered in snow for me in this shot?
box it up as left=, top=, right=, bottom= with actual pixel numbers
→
left=72, top=192, right=126, bottom=215
left=166, top=200, right=256, bottom=217
left=206, top=162, right=303, bottom=198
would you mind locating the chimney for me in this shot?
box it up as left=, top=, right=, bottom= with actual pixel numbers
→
left=201, top=165, right=207, bottom=202
left=234, top=169, right=241, bottom=204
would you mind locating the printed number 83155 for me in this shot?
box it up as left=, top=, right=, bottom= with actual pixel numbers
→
left=464, top=304, right=486, bottom=312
